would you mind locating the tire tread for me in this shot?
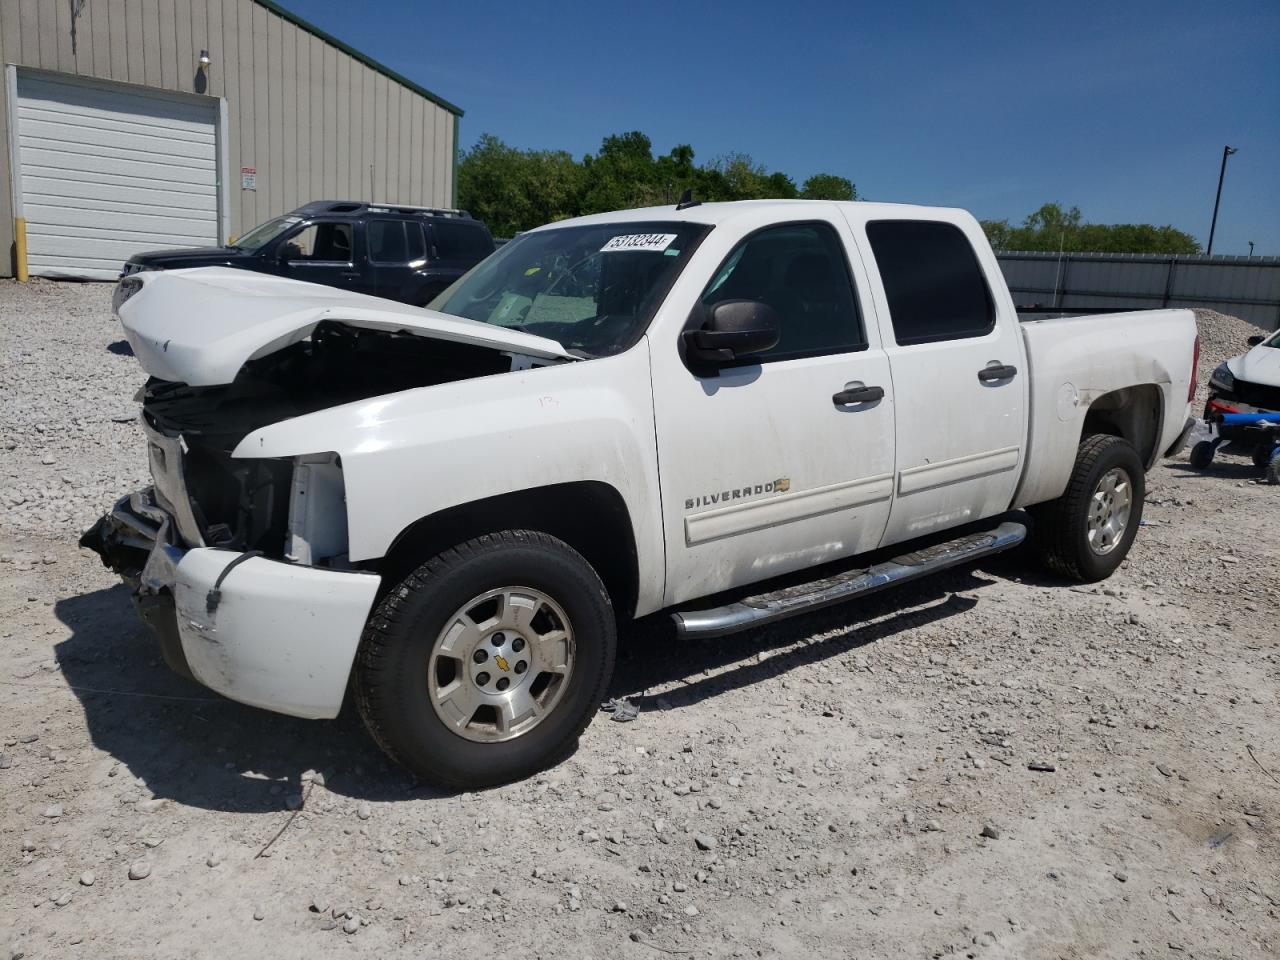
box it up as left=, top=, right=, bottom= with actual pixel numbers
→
left=353, top=530, right=612, bottom=789
left=1033, top=434, right=1137, bottom=582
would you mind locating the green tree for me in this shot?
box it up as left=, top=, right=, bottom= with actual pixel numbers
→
left=800, top=174, right=857, bottom=201
left=458, top=130, right=862, bottom=234
left=457, top=134, right=582, bottom=238
left=982, top=202, right=1199, bottom=254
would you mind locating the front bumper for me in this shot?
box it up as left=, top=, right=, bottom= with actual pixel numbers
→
left=83, top=490, right=380, bottom=719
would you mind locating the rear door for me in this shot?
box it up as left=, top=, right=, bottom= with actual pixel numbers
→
left=368, top=218, right=428, bottom=303
left=852, top=216, right=1028, bottom=546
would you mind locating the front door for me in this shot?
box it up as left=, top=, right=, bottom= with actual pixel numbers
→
left=852, top=215, right=1028, bottom=546
left=652, top=216, right=897, bottom=606
left=276, top=219, right=369, bottom=294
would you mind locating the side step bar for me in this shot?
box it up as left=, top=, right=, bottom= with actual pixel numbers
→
left=672, top=520, right=1027, bottom=638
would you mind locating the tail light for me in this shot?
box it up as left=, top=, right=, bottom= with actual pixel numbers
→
left=1189, top=334, right=1200, bottom=402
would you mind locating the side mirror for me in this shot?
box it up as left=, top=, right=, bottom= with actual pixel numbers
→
left=683, top=300, right=781, bottom=366
left=1247, top=335, right=1264, bottom=347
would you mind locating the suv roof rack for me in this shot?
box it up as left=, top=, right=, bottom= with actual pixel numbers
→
left=365, top=202, right=472, bottom=219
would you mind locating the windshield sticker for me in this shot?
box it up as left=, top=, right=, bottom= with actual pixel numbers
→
left=600, top=233, right=678, bottom=253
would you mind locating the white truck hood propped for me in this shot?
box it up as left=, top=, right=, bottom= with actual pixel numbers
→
left=117, top=266, right=576, bottom=386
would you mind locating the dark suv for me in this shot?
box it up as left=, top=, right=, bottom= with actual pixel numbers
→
left=120, top=201, right=496, bottom=306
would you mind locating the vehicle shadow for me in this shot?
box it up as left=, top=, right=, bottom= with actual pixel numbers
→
left=1165, top=461, right=1264, bottom=481
left=53, top=583, right=420, bottom=814
left=54, top=557, right=1012, bottom=811
left=609, top=565, right=995, bottom=709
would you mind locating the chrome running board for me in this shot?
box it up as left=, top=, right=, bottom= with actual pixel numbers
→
left=672, top=520, right=1027, bottom=638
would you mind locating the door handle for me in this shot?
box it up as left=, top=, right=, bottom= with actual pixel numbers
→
left=977, top=363, right=1018, bottom=382
left=833, top=382, right=884, bottom=406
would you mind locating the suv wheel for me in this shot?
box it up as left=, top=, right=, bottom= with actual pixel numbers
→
left=354, top=530, right=616, bottom=789
left=1031, top=434, right=1145, bottom=582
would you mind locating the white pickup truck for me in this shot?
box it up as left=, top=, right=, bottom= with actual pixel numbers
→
left=84, top=199, right=1199, bottom=788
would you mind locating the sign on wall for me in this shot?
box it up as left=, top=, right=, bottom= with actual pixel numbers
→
left=241, top=166, right=257, bottom=191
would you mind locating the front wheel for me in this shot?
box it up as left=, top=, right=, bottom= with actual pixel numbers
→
left=1031, top=434, right=1145, bottom=583
left=354, top=530, right=616, bottom=789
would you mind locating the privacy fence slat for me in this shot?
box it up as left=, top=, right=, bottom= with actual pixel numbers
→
left=997, top=251, right=1280, bottom=330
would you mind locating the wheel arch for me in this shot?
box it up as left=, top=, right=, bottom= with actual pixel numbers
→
left=373, top=481, right=640, bottom=619
left=1081, top=383, right=1165, bottom=469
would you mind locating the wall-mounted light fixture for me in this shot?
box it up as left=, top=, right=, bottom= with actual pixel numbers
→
left=198, top=50, right=212, bottom=69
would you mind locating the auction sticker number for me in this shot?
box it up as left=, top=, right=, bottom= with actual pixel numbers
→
left=600, top=233, right=677, bottom=253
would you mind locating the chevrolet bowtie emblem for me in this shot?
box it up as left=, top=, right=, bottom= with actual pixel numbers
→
left=494, top=654, right=511, bottom=672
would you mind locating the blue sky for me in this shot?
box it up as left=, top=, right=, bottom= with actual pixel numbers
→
left=286, top=0, right=1280, bottom=254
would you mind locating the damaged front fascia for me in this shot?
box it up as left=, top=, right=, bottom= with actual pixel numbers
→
left=134, top=321, right=536, bottom=560
left=80, top=489, right=184, bottom=594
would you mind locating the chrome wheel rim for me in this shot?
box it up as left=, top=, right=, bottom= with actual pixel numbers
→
left=428, top=587, right=575, bottom=743
left=1087, top=467, right=1132, bottom=555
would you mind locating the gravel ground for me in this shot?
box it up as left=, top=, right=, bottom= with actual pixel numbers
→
left=1, top=281, right=1277, bottom=959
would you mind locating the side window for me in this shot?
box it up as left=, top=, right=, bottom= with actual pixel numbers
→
left=367, top=220, right=424, bottom=264
left=699, top=221, right=865, bottom=361
left=280, top=222, right=353, bottom=263
left=433, top=220, right=494, bottom=261
left=865, top=220, right=994, bottom=345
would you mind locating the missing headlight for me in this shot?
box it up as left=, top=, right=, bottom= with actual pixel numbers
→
left=112, top=275, right=144, bottom=315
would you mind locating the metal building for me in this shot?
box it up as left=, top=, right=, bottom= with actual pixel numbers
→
left=0, top=0, right=462, bottom=279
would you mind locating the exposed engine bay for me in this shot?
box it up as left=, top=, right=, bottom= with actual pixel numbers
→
left=86, top=321, right=513, bottom=572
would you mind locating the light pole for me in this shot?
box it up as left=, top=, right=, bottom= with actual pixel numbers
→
left=1206, top=145, right=1237, bottom=256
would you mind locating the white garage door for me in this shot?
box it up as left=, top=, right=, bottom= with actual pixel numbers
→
left=14, top=70, right=220, bottom=280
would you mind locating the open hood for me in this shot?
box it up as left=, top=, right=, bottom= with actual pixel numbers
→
left=1229, top=341, right=1280, bottom=388
left=117, top=267, right=576, bottom=386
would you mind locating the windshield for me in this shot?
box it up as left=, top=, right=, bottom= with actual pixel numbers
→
left=233, top=215, right=302, bottom=251
left=430, top=220, right=710, bottom=356
left=1261, top=329, right=1280, bottom=348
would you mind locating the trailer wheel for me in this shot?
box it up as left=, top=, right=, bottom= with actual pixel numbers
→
left=1032, top=434, right=1145, bottom=583
left=1189, top=440, right=1216, bottom=470
left=354, top=530, right=616, bottom=789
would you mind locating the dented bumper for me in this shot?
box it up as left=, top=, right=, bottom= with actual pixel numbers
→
left=82, top=490, right=381, bottom=719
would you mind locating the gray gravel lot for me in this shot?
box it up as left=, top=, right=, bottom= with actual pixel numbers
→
left=1, top=280, right=1277, bottom=959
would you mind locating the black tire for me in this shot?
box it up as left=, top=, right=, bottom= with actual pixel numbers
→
left=354, top=530, right=616, bottom=789
left=1031, top=434, right=1145, bottom=583
left=1252, top=445, right=1276, bottom=470
left=1190, top=440, right=1216, bottom=470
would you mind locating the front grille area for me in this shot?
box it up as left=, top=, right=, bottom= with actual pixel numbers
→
left=141, top=380, right=293, bottom=557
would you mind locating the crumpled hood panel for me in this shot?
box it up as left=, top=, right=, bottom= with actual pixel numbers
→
left=117, top=267, right=574, bottom=386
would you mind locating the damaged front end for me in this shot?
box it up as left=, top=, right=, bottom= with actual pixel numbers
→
left=80, top=266, right=575, bottom=717
left=80, top=488, right=191, bottom=678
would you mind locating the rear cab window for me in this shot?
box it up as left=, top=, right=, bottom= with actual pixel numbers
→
left=432, top=220, right=495, bottom=261
left=865, top=220, right=994, bottom=345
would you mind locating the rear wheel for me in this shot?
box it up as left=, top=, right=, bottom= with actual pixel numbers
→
left=1032, top=434, right=1145, bottom=582
left=354, top=530, right=616, bottom=789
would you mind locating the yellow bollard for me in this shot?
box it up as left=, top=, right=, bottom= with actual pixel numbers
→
left=14, top=217, right=28, bottom=281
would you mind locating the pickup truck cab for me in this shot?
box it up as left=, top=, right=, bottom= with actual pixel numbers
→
left=85, top=200, right=1199, bottom=788
left=119, top=201, right=495, bottom=307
